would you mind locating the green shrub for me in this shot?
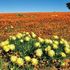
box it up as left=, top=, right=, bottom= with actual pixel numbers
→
left=0, top=32, right=70, bottom=69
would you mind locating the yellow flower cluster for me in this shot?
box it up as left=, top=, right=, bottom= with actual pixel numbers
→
left=0, top=40, right=9, bottom=47
left=44, top=39, right=53, bottom=44
left=10, top=55, right=38, bottom=66
left=24, top=56, right=31, bottom=62
left=38, top=37, right=44, bottom=43
left=0, top=40, right=15, bottom=52
left=24, top=36, right=30, bottom=41
left=31, top=32, right=36, bottom=38
left=34, top=42, right=41, bottom=48
left=60, top=52, right=66, bottom=58
left=45, top=45, right=51, bottom=52
left=10, top=36, right=16, bottom=40
left=16, top=33, right=23, bottom=39
left=31, top=58, right=38, bottom=65
left=10, top=55, right=24, bottom=66
left=0, top=32, right=70, bottom=68
left=35, top=49, right=43, bottom=57
left=24, top=56, right=38, bottom=66
left=48, top=50, right=55, bottom=57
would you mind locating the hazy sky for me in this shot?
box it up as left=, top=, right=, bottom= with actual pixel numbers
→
left=0, top=0, right=70, bottom=12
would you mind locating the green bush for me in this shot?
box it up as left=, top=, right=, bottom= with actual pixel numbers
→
left=0, top=32, right=70, bottom=70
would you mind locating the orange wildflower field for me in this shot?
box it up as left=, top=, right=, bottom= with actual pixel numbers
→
left=0, top=12, right=70, bottom=41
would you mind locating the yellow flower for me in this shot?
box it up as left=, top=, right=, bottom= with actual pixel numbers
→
left=34, top=42, right=41, bottom=48
left=25, top=32, right=30, bottom=35
left=53, top=44, right=58, bottom=49
left=38, top=37, right=44, bottom=43
left=65, top=43, right=70, bottom=48
left=62, top=39, right=69, bottom=47
left=20, top=39, right=24, bottom=43
left=10, top=36, right=16, bottom=40
left=61, top=38, right=65, bottom=42
left=31, top=58, right=38, bottom=65
left=0, top=42, right=4, bottom=47
left=45, top=46, right=51, bottom=52
left=24, top=36, right=30, bottom=41
left=24, top=32, right=30, bottom=37
left=16, top=58, right=24, bottom=66
left=10, top=68, right=14, bottom=70
left=64, top=47, right=70, bottom=54
left=0, top=40, right=9, bottom=47
left=48, top=50, right=55, bottom=57
left=10, top=55, right=17, bottom=63
left=53, top=35, right=59, bottom=39
left=35, top=49, right=43, bottom=57
left=9, top=44, right=15, bottom=50
left=3, top=45, right=10, bottom=52
left=60, top=52, right=66, bottom=58
left=16, top=33, right=23, bottom=39
left=44, top=39, right=52, bottom=44
left=53, top=41, right=59, bottom=45
left=31, top=32, right=36, bottom=38
left=4, top=40, right=9, bottom=45
left=61, top=61, right=66, bottom=67
left=24, top=56, right=31, bottom=62
left=60, top=40, right=64, bottom=44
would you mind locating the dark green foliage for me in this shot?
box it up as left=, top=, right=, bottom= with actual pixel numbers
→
left=66, top=2, right=70, bottom=9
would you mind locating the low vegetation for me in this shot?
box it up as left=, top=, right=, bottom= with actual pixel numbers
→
left=0, top=32, right=70, bottom=70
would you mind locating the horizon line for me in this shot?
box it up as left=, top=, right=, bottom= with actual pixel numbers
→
left=0, top=11, right=70, bottom=13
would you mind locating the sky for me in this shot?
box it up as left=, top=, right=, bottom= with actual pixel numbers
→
left=0, top=0, right=70, bottom=12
